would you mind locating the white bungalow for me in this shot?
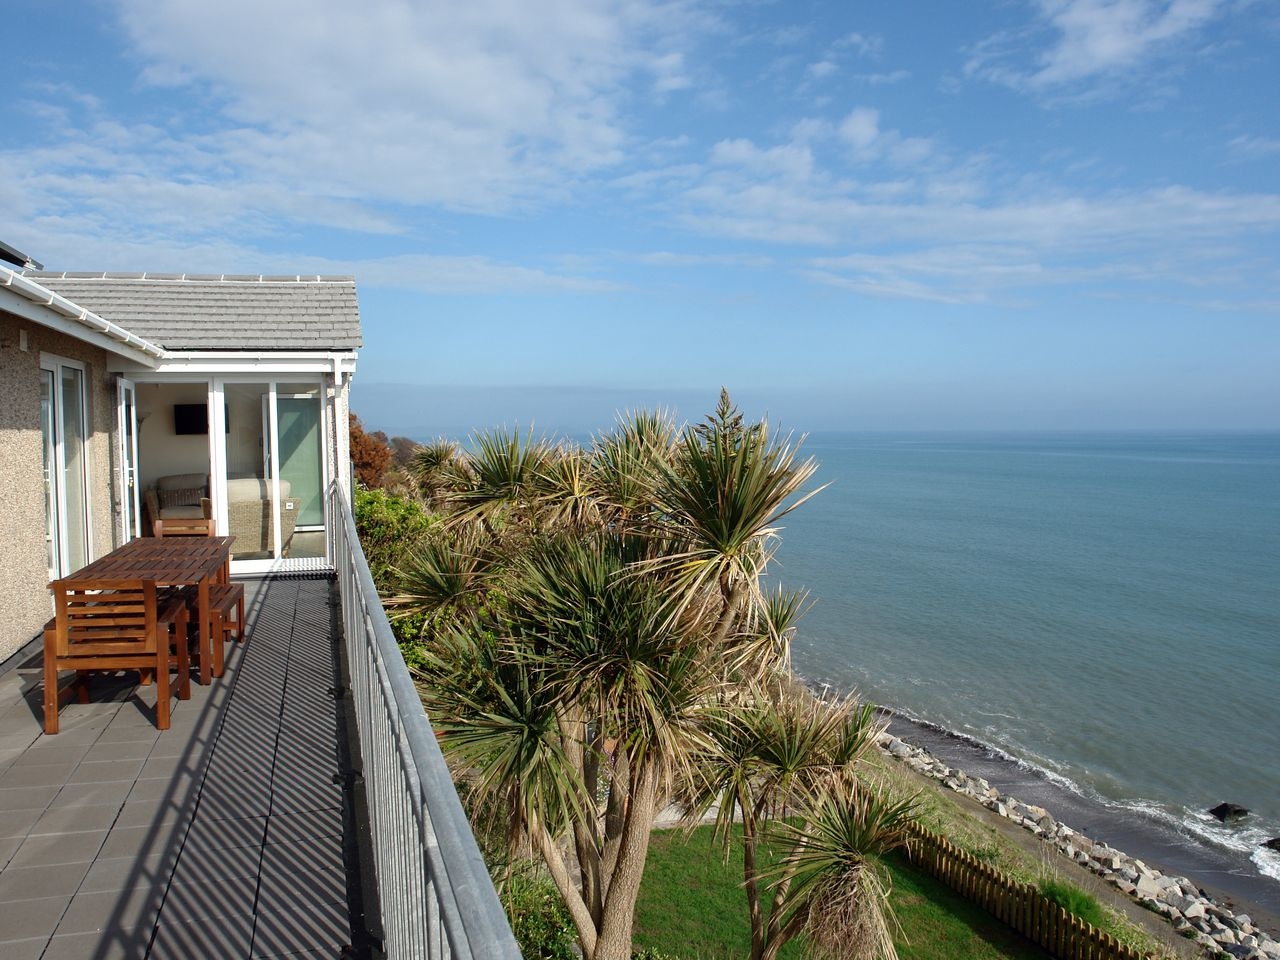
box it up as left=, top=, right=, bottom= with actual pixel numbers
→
left=0, top=250, right=361, bottom=663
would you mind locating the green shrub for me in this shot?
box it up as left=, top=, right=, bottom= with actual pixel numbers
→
left=503, top=874, right=576, bottom=960
left=352, top=486, right=436, bottom=589
left=1039, top=878, right=1105, bottom=928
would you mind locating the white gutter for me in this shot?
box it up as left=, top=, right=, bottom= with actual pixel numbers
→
left=1, top=266, right=166, bottom=361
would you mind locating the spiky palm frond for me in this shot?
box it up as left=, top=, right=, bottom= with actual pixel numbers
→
left=449, top=426, right=556, bottom=523
left=387, top=524, right=494, bottom=625
left=418, top=623, right=590, bottom=849
left=726, top=585, right=812, bottom=682
left=410, top=438, right=467, bottom=506
left=590, top=408, right=676, bottom=522
left=505, top=535, right=717, bottom=780
left=645, top=417, right=823, bottom=640
left=536, top=445, right=602, bottom=532
left=686, top=688, right=882, bottom=834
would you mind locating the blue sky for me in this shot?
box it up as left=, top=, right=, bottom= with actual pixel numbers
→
left=2, top=0, right=1278, bottom=436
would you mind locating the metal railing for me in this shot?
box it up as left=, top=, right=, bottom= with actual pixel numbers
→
left=330, top=482, right=522, bottom=959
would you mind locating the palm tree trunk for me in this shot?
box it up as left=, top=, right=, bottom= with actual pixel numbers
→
left=709, top=577, right=746, bottom=648
left=594, top=757, right=660, bottom=960
left=564, top=713, right=603, bottom=924
left=742, top=809, right=765, bottom=960
left=530, top=814, right=599, bottom=959
left=761, top=908, right=808, bottom=960
left=601, top=747, right=630, bottom=894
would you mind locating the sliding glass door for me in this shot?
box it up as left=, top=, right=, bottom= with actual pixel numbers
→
left=212, top=379, right=328, bottom=571
left=41, top=357, right=91, bottom=579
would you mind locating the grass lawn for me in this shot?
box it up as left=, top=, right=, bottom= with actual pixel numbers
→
left=635, top=825, right=1051, bottom=960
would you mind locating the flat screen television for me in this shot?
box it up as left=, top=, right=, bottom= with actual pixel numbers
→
left=173, top=403, right=207, bottom=435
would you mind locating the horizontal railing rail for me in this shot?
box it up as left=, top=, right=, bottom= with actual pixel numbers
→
left=330, top=482, right=522, bottom=959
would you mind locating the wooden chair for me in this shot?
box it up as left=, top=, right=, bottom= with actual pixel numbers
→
left=153, top=516, right=246, bottom=670
left=153, top=517, right=215, bottom=538
left=43, top=578, right=190, bottom=734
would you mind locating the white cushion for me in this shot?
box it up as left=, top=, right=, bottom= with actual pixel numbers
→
left=159, top=504, right=206, bottom=519
left=226, top=477, right=291, bottom=502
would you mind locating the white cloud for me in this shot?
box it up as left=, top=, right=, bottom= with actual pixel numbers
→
left=1227, top=134, right=1280, bottom=161
left=709, top=139, right=814, bottom=181
left=967, top=0, right=1226, bottom=94
left=853, top=70, right=911, bottom=86
left=837, top=108, right=935, bottom=165
left=1034, top=0, right=1223, bottom=85
left=95, top=0, right=709, bottom=216
left=836, top=32, right=884, bottom=58
left=838, top=108, right=881, bottom=151
left=673, top=117, right=1280, bottom=306
left=806, top=60, right=839, bottom=79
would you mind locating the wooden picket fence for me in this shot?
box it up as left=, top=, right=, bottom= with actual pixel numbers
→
left=904, top=822, right=1151, bottom=960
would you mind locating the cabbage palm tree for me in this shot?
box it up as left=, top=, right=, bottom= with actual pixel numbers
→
left=416, top=532, right=720, bottom=960
left=393, top=394, right=833, bottom=960
left=685, top=686, right=912, bottom=960
left=447, top=426, right=557, bottom=528
left=771, top=778, right=918, bottom=960
left=408, top=437, right=465, bottom=509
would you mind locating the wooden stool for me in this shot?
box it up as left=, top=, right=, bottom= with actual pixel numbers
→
left=207, top=583, right=246, bottom=676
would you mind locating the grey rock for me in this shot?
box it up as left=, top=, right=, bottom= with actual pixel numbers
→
left=1135, top=874, right=1163, bottom=899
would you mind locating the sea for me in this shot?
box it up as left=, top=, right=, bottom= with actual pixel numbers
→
left=769, top=431, right=1280, bottom=918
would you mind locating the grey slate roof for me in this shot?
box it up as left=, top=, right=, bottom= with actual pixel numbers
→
left=22, top=272, right=361, bottom=352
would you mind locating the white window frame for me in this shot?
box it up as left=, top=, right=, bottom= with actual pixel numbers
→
left=116, top=377, right=141, bottom=541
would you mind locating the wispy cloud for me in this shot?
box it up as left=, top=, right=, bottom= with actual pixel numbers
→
left=852, top=70, right=911, bottom=86
left=666, top=108, right=1280, bottom=307
left=1226, top=134, right=1280, bottom=161
left=319, top=254, right=623, bottom=295
left=967, top=0, right=1226, bottom=95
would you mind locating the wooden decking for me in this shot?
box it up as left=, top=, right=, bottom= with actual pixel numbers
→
left=0, top=577, right=366, bottom=959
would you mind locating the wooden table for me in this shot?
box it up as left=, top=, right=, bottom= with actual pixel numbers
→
left=54, top=536, right=235, bottom=685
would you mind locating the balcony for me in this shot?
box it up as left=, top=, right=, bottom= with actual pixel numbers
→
left=0, top=488, right=520, bottom=959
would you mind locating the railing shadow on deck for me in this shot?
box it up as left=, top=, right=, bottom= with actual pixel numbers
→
left=6, top=576, right=359, bottom=958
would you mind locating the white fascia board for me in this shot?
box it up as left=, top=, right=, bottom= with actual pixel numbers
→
left=0, top=281, right=161, bottom=367
left=148, top=351, right=358, bottom=376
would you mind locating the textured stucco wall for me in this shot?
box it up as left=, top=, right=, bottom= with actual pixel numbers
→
left=0, top=312, right=118, bottom=663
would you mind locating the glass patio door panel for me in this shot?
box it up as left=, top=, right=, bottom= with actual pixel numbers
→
left=41, top=370, right=58, bottom=580
left=277, top=392, right=324, bottom=527
left=222, top=382, right=274, bottom=563
left=117, top=378, right=141, bottom=540
left=60, top=366, right=89, bottom=571
left=41, top=357, right=91, bottom=578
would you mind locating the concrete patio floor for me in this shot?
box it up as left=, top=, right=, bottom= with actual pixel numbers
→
left=0, top=576, right=367, bottom=959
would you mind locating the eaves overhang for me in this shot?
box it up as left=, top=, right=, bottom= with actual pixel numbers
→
left=1, top=266, right=164, bottom=367
left=136, top=350, right=359, bottom=377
